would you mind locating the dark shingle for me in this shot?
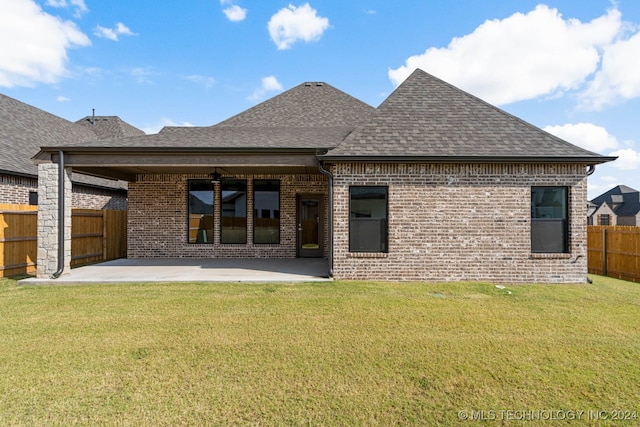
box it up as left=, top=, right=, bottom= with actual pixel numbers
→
left=325, top=69, right=612, bottom=162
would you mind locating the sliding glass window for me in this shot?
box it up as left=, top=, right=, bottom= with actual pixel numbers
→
left=188, top=180, right=214, bottom=244
left=254, top=180, right=280, bottom=244
left=220, top=179, right=247, bottom=244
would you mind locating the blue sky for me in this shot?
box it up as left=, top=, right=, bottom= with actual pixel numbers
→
left=1, top=0, right=639, bottom=199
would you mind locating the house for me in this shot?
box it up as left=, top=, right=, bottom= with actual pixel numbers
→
left=589, top=185, right=640, bottom=225
left=0, top=93, right=143, bottom=209
left=33, top=69, right=615, bottom=282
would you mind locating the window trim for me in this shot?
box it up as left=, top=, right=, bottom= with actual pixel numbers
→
left=349, top=186, right=389, bottom=253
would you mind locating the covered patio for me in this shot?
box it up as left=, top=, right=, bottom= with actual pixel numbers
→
left=19, top=258, right=331, bottom=284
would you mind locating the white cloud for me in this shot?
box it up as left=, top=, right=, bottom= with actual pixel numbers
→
left=0, top=0, right=91, bottom=87
left=543, top=123, right=619, bottom=153
left=268, top=3, right=329, bottom=50
left=127, top=67, right=156, bottom=84
left=186, top=74, right=216, bottom=89
left=249, top=75, right=283, bottom=100
left=388, top=5, right=621, bottom=105
left=56, top=95, right=70, bottom=102
left=94, top=22, right=136, bottom=41
left=608, top=148, right=640, bottom=170
left=45, top=0, right=88, bottom=18
left=223, top=5, right=247, bottom=22
left=142, top=119, right=193, bottom=135
left=580, top=31, right=640, bottom=110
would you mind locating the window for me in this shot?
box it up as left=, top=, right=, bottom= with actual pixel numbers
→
left=349, top=186, right=388, bottom=252
left=188, top=180, right=214, bottom=243
left=28, top=191, right=38, bottom=205
left=254, top=180, right=280, bottom=244
left=220, top=179, right=247, bottom=244
left=599, top=214, right=610, bottom=226
left=531, top=187, right=568, bottom=253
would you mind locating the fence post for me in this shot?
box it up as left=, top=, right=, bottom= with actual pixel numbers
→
left=602, top=228, right=607, bottom=277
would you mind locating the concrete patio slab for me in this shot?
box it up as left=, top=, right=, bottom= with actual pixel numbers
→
left=19, top=258, right=332, bottom=284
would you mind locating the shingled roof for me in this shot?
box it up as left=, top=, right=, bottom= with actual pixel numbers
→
left=324, top=69, right=614, bottom=163
left=0, top=92, right=139, bottom=189
left=76, top=116, right=145, bottom=139
left=215, top=81, right=373, bottom=128
left=43, top=82, right=374, bottom=151
left=0, top=93, right=96, bottom=177
left=591, top=185, right=640, bottom=216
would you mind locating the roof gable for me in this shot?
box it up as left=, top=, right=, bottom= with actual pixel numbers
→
left=324, top=69, right=614, bottom=163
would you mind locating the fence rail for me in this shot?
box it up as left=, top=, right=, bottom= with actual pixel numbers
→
left=587, top=225, right=640, bottom=283
left=0, top=204, right=126, bottom=277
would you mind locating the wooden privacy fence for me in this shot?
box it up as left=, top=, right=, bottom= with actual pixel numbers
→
left=0, top=204, right=127, bottom=277
left=588, top=225, right=640, bottom=283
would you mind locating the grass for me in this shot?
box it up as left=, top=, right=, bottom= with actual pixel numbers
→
left=0, top=276, right=639, bottom=426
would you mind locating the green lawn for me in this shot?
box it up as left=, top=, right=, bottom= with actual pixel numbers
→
left=0, top=276, right=638, bottom=426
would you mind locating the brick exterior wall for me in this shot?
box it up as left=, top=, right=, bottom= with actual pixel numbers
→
left=331, top=163, right=588, bottom=284
left=1, top=172, right=126, bottom=210
left=0, top=174, right=38, bottom=205
left=71, top=184, right=127, bottom=210
left=127, top=173, right=328, bottom=259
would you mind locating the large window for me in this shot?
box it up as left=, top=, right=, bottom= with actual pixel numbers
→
left=349, top=186, right=388, bottom=252
left=221, top=179, right=247, bottom=244
left=531, top=187, right=568, bottom=253
left=188, top=180, right=214, bottom=244
left=599, top=214, right=610, bottom=226
left=254, top=180, right=280, bottom=244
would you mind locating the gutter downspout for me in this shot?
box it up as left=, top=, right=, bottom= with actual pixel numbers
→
left=318, top=160, right=334, bottom=277
left=51, top=150, right=65, bottom=279
left=585, top=164, right=596, bottom=285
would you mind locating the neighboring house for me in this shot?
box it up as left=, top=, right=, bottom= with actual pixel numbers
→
left=33, top=69, right=615, bottom=282
left=0, top=93, right=143, bottom=209
left=589, top=185, right=640, bottom=226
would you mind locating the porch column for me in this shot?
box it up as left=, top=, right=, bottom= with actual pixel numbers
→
left=37, top=162, right=72, bottom=278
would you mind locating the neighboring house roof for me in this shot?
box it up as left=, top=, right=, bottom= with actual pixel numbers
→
left=0, top=93, right=96, bottom=177
left=590, top=185, right=640, bottom=217
left=324, top=69, right=614, bottom=163
left=0, top=93, right=140, bottom=190
left=76, top=116, right=145, bottom=139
